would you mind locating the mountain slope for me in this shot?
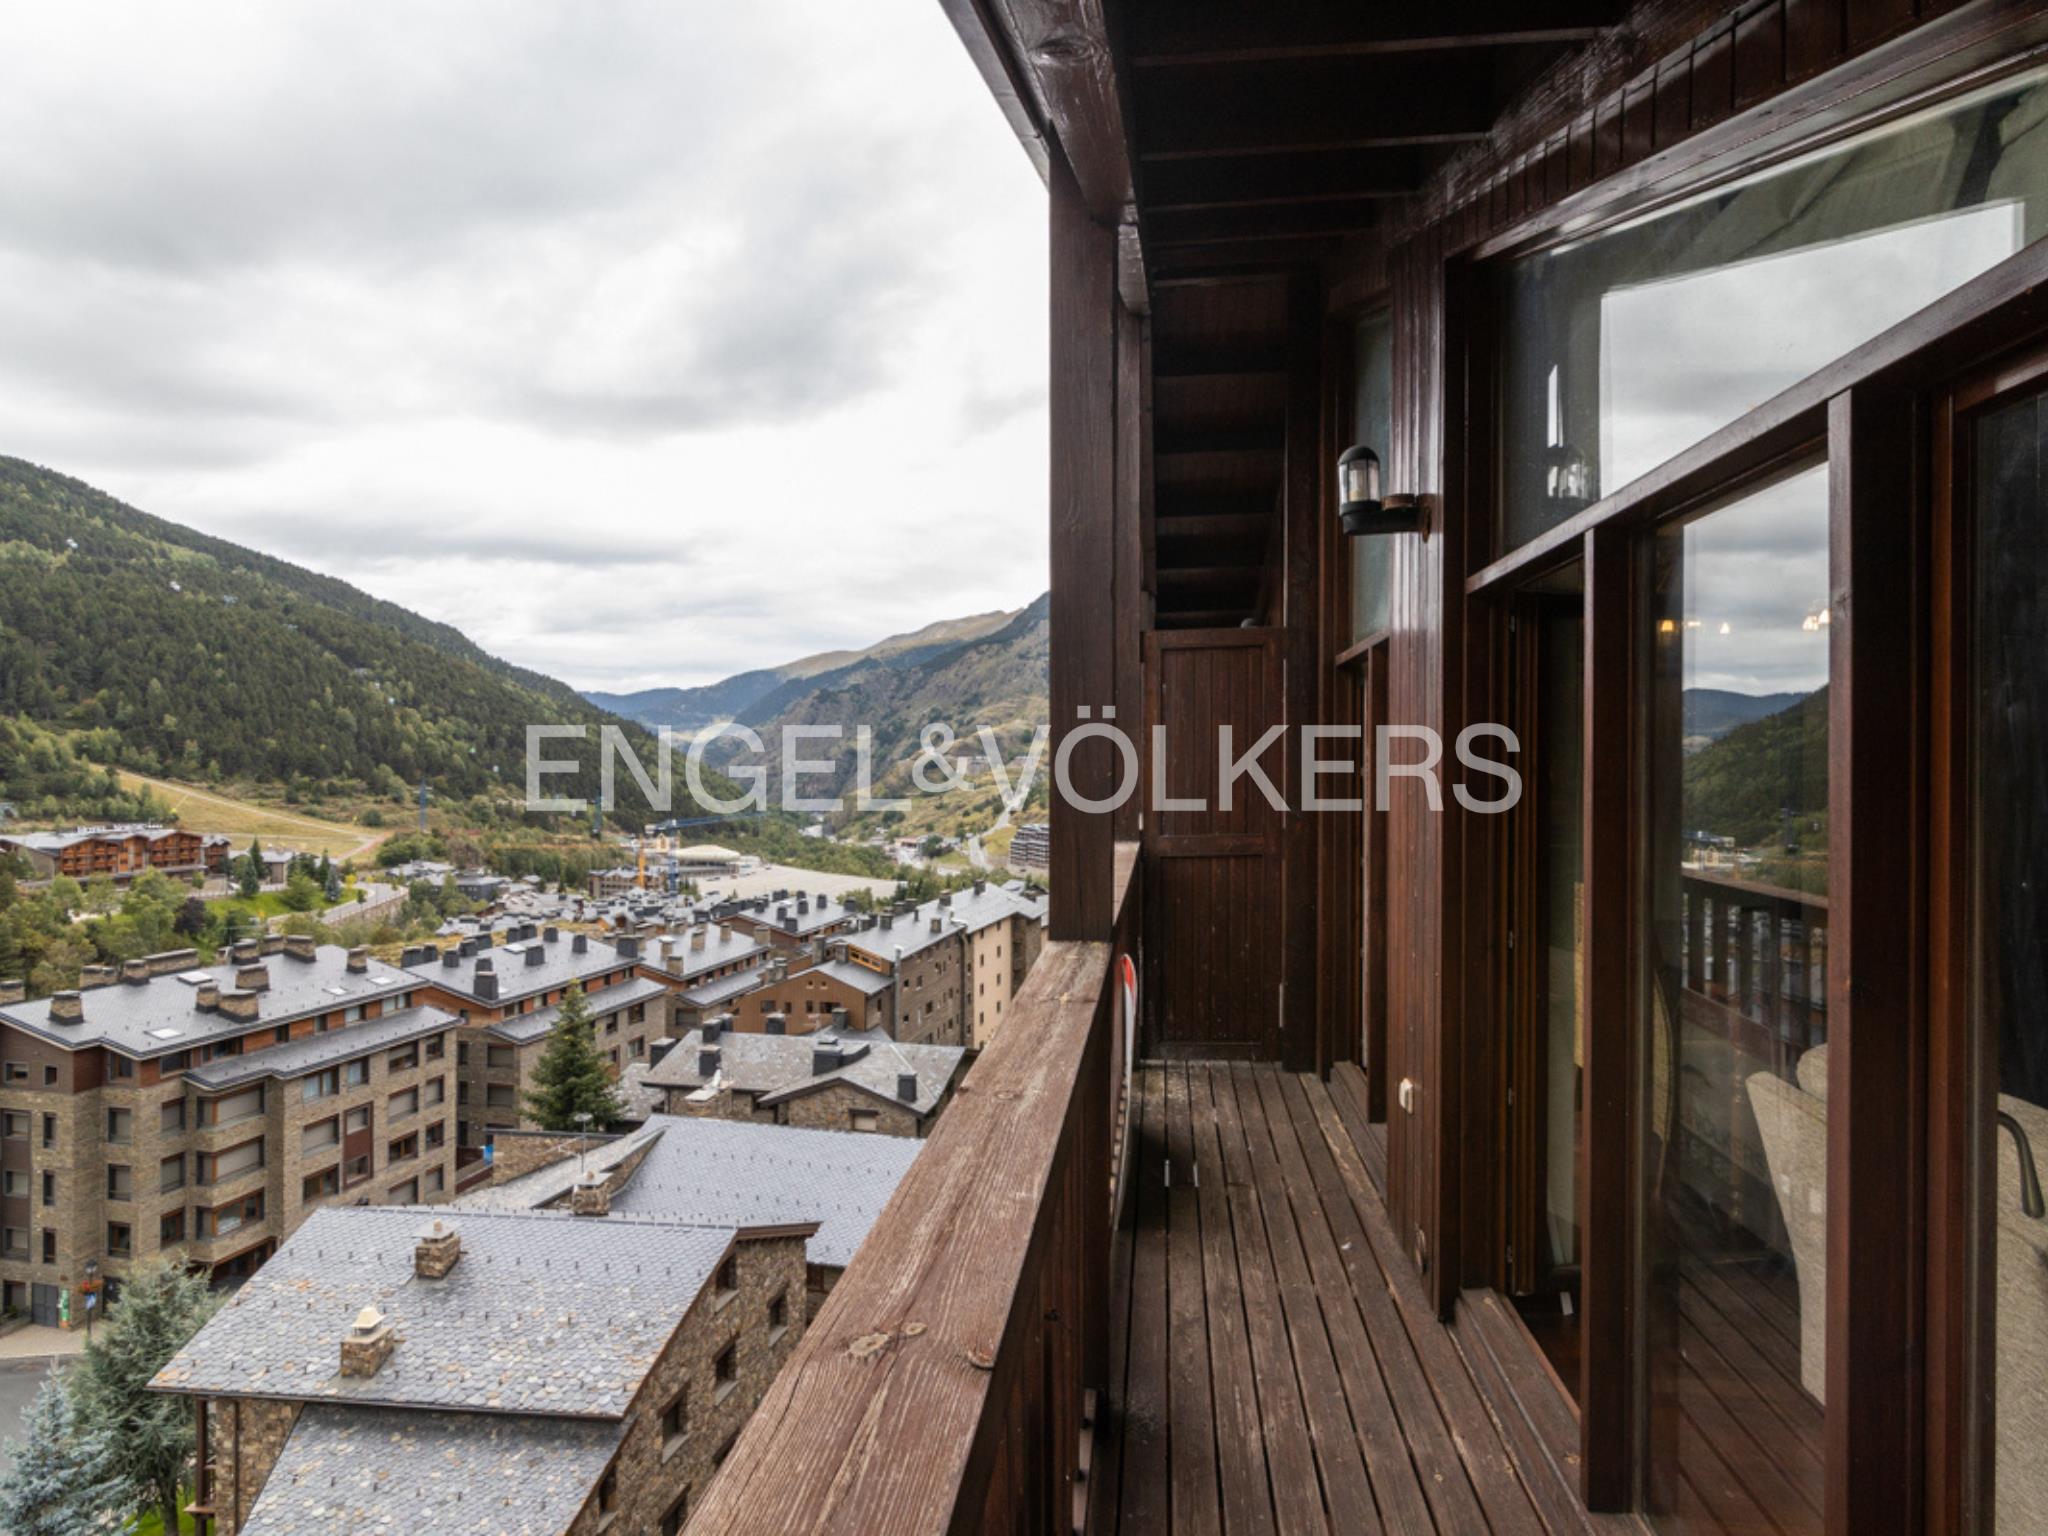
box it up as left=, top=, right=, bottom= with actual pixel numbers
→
left=0, top=456, right=705, bottom=815
left=719, top=593, right=1050, bottom=813
left=1682, top=687, right=1808, bottom=745
left=589, top=608, right=1024, bottom=731
left=1682, top=685, right=1829, bottom=849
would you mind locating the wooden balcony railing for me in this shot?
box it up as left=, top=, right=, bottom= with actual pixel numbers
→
left=1678, top=868, right=1830, bottom=1076
left=693, top=843, right=1140, bottom=1536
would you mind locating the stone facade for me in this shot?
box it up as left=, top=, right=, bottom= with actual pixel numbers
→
left=1, top=954, right=458, bottom=1326
left=190, top=1228, right=807, bottom=1536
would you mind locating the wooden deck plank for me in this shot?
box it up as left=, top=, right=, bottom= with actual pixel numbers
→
left=1241, top=1067, right=1449, bottom=1535
left=1121, top=1066, right=1173, bottom=1532
left=1207, top=1066, right=1336, bottom=1536
left=1289, top=1074, right=1546, bottom=1536
left=1188, top=1067, right=1280, bottom=1536
left=1329, top=1062, right=1387, bottom=1193
left=1165, top=1065, right=1224, bottom=1536
left=1216, top=1065, right=1382, bottom=1533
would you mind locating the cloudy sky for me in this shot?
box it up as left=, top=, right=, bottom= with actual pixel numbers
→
left=0, top=2, right=1048, bottom=693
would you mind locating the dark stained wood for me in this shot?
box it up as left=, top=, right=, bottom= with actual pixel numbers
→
left=1112, top=302, right=1148, bottom=845
left=1825, top=383, right=1926, bottom=1534
left=1578, top=519, right=1635, bottom=1510
left=1126, top=1, right=1623, bottom=67
left=1049, top=149, right=1120, bottom=941
left=1280, top=274, right=1321, bottom=1073
left=1162, top=1065, right=1222, bottom=1536
left=978, top=0, right=1132, bottom=221
left=1143, top=149, right=1424, bottom=212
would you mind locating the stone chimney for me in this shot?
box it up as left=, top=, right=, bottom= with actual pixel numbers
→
left=218, top=988, right=259, bottom=1023
left=79, top=964, right=116, bottom=990
left=232, top=940, right=261, bottom=964
left=880, top=914, right=894, bottom=932
left=897, top=1072, right=919, bottom=1102
left=441, top=949, right=460, bottom=969
left=543, top=925, right=559, bottom=943
left=121, top=958, right=151, bottom=985
left=524, top=944, right=545, bottom=967
left=690, top=927, right=707, bottom=952
left=615, top=935, right=640, bottom=961
left=347, top=946, right=370, bottom=973
left=49, top=990, right=83, bottom=1024
left=766, top=1012, right=787, bottom=1036
left=648, top=1037, right=676, bottom=1067
left=473, top=960, right=498, bottom=1003
left=339, top=1306, right=395, bottom=1377
left=572, top=933, right=588, bottom=955
left=195, top=981, right=221, bottom=1012
left=284, top=932, right=318, bottom=962
left=236, top=963, right=271, bottom=992
left=812, top=1040, right=843, bottom=1075
left=830, top=1006, right=850, bottom=1032
left=698, top=1045, right=722, bottom=1078
left=718, top=922, right=733, bottom=940
left=148, top=948, right=199, bottom=976
left=415, top=1219, right=462, bottom=1278
left=0, top=978, right=24, bottom=1006
left=261, top=933, right=285, bottom=957
left=571, top=1173, right=610, bottom=1217
left=973, top=878, right=987, bottom=895
left=702, top=1017, right=724, bottom=1045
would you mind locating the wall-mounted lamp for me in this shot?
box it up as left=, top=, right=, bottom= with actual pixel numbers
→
left=1544, top=442, right=1595, bottom=513
left=1337, top=445, right=1423, bottom=536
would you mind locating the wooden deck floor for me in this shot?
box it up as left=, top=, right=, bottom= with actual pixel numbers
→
left=1091, top=1060, right=1630, bottom=1536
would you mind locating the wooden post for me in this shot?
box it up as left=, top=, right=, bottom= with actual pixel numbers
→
left=1281, top=272, right=1322, bottom=1071
left=1049, top=148, right=1119, bottom=942
left=1578, top=519, right=1635, bottom=1510
left=1826, top=383, right=1925, bottom=1535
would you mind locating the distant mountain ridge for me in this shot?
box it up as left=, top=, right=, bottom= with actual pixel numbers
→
left=588, top=607, right=1028, bottom=733
left=0, top=455, right=709, bottom=815
left=1682, top=687, right=1808, bottom=744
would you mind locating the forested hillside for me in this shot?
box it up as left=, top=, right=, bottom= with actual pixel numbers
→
left=1682, top=686, right=1829, bottom=849
left=0, top=457, right=716, bottom=819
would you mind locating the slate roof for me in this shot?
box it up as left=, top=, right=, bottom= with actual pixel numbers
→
left=184, top=1007, right=458, bottom=1089
left=802, top=959, right=894, bottom=996
left=150, top=1205, right=735, bottom=1416
left=645, top=1026, right=962, bottom=1117
left=844, top=884, right=1035, bottom=965
left=606, top=1113, right=921, bottom=1269
left=405, top=934, right=637, bottom=1007
left=0, top=945, right=417, bottom=1058
left=484, top=976, right=669, bottom=1045
left=681, top=968, right=772, bottom=1008
left=238, top=1406, right=622, bottom=1536
left=646, top=924, right=769, bottom=982
left=450, top=1122, right=668, bottom=1214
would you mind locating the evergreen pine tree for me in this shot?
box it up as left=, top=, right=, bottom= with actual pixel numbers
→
left=0, top=1374, right=127, bottom=1535
left=521, top=982, right=624, bottom=1130
left=70, top=1259, right=221, bottom=1536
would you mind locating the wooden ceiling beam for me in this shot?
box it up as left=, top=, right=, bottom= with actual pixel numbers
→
left=1140, top=146, right=1426, bottom=213
left=1154, top=512, right=1270, bottom=545
left=1125, top=0, right=1624, bottom=67
left=937, top=0, right=1136, bottom=223
left=1148, top=199, right=1382, bottom=249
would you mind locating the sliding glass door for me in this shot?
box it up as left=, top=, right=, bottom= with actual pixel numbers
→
left=1638, top=462, right=1832, bottom=1535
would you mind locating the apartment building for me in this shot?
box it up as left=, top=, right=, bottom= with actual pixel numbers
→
left=722, top=952, right=896, bottom=1037
left=723, top=889, right=860, bottom=950
left=0, top=824, right=231, bottom=884
left=644, top=1018, right=965, bottom=1136
left=1005, top=821, right=1048, bottom=873
left=637, top=920, right=772, bottom=1033
left=150, top=1202, right=812, bottom=1536
left=400, top=926, right=665, bottom=1149
left=0, top=938, right=458, bottom=1326
left=843, top=880, right=1045, bottom=1048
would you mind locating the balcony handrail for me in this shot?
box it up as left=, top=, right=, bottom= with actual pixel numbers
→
left=693, top=844, right=1138, bottom=1536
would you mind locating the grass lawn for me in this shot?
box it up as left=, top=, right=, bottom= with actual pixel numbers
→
left=204, top=891, right=297, bottom=928
left=115, top=769, right=386, bottom=862
left=127, top=1493, right=199, bottom=1535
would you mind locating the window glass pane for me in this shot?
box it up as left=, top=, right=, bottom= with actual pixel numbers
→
left=1502, top=72, right=2048, bottom=549
left=1639, top=462, right=1830, bottom=1533
left=1350, top=309, right=1394, bottom=640
left=1968, top=386, right=2048, bottom=1531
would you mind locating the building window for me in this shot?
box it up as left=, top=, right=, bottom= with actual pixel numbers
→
left=424, top=1120, right=446, bottom=1150
left=106, top=1222, right=132, bottom=1258
left=388, top=1087, right=419, bottom=1120
left=0, top=1112, right=25, bottom=1140
left=200, top=1138, right=264, bottom=1185
left=768, top=1290, right=788, bottom=1340
left=107, top=1054, right=135, bottom=1080
left=388, top=1044, right=418, bottom=1072
left=302, top=1166, right=339, bottom=1202
left=425, top=1033, right=447, bottom=1060
left=0, top=1171, right=23, bottom=1199
left=423, top=1076, right=445, bottom=1106
left=716, top=1254, right=738, bottom=1296
left=598, top=1469, right=618, bottom=1516
left=41, top=1064, right=57, bottom=1087
left=303, top=1117, right=340, bottom=1153
left=39, top=1171, right=54, bottom=1207
left=388, top=1177, right=419, bottom=1203
left=485, top=1046, right=514, bottom=1070
left=159, top=1154, right=185, bottom=1194
left=159, top=1098, right=186, bottom=1134
left=422, top=1166, right=444, bottom=1196
left=485, top=1085, right=515, bottom=1109
left=343, top=1058, right=369, bottom=1088
left=850, top=1109, right=879, bottom=1134
left=714, top=1341, right=738, bottom=1403
left=661, top=1493, right=689, bottom=1536
left=159, top=1209, right=186, bottom=1246
left=204, top=1085, right=264, bottom=1124
left=344, top=1106, right=371, bottom=1134
left=275, top=1025, right=292, bottom=1045
left=387, top=1133, right=418, bottom=1165
left=160, top=1050, right=190, bottom=1075
left=1, top=1230, right=26, bottom=1262
left=105, top=1107, right=133, bottom=1144
left=662, top=1386, right=688, bottom=1451
left=41, top=1230, right=57, bottom=1264
left=203, top=1192, right=263, bottom=1236
left=106, top=1165, right=133, bottom=1201
left=344, top=1154, right=371, bottom=1185
left=712, top=1427, right=740, bottom=1468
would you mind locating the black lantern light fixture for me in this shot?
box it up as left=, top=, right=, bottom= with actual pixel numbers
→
left=1337, top=444, right=1423, bottom=536
left=1544, top=441, right=1595, bottom=513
